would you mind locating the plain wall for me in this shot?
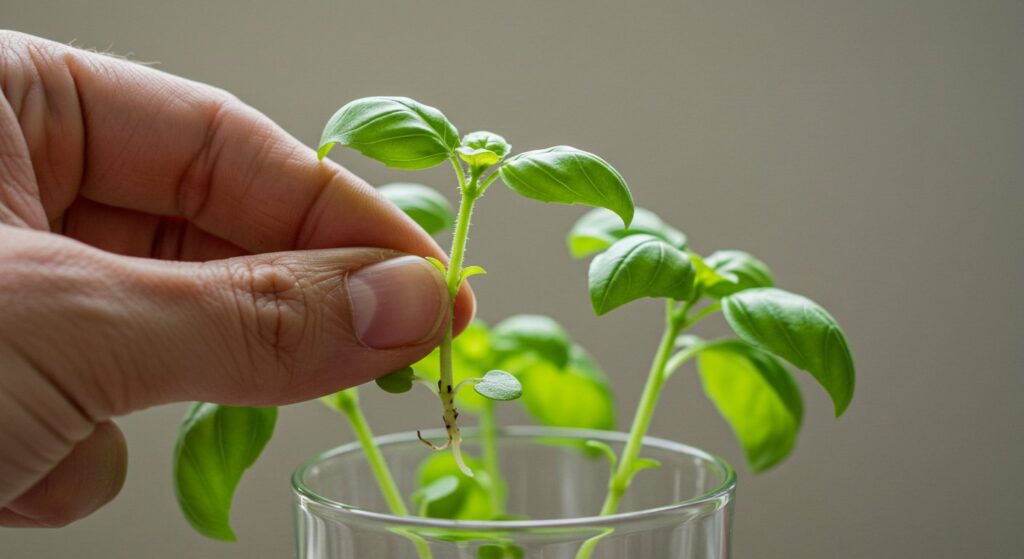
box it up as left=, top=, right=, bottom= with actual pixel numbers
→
left=2, top=1, right=1022, bottom=557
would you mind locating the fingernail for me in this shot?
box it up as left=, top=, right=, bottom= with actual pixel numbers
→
left=347, top=256, right=448, bottom=349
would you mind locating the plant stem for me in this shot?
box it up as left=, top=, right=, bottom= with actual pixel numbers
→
left=597, top=301, right=682, bottom=516
left=478, top=401, right=506, bottom=514
left=336, top=391, right=433, bottom=559
left=336, top=392, right=408, bottom=515
left=434, top=162, right=480, bottom=476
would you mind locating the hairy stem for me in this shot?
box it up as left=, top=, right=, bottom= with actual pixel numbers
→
left=434, top=161, right=480, bottom=476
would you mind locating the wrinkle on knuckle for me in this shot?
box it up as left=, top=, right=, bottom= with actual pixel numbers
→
left=227, top=258, right=311, bottom=379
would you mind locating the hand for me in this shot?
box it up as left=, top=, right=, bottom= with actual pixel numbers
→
left=0, top=32, right=473, bottom=528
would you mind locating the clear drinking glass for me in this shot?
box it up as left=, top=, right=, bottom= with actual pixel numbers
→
left=293, top=426, right=736, bottom=559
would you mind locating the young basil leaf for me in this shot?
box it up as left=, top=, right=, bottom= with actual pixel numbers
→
left=425, top=256, right=448, bottom=276
left=411, top=320, right=493, bottom=413
left=459, top=265, right=487, bottom=288
left=472, top=370, right=522, bottom=401
left=702, top=250, right=774, bottom=298
left=490, top=314, right=572, bottom=369
left=722, top=288, right=855, bottom=416
left=456, top=146, right=502, bottom=169
left=510, top=345, right=615, bottom=430
left=499, top=146, right=634, bottom=227
left=317, top=96, right=459, bottom=169
left=589, top=235, right=695, bottom=315
left=375, top=366, right=416, bottom=394
left=567, top=207, right=687, bottom=259
left=173, top=403, right=277, bottom=541
left=463, top=131, right=511, bottom=159
left=697, top=340, right=803, bottom=472
left=584, top=439, right=618, bottom=469
left=416, top=452, right=495, bottom=520
left=378, top=182, right=454, bottom=235
left=629, top=457, right=662, bottom=477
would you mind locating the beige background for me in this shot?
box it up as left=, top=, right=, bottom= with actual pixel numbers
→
left=3, top=1, right=1023, bottom=557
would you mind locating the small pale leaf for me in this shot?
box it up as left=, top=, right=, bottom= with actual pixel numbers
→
left=472, top=370, right=522, bottom=401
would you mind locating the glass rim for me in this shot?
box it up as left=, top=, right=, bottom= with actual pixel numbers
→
left=291, top=425, right=737, bottom=531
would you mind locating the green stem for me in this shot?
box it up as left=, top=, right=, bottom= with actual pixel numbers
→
left=479, top=401, right=506, bottom=514
left=434, top=159, right=480, bottom=476
left=337, top=393, right=408, bottom=515
left=598, top=301, right=682, bottom=516
left=336, top=392, right=433, bottom=559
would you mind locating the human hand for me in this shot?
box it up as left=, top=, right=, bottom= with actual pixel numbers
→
left=0, top=31, right=473, bottom=528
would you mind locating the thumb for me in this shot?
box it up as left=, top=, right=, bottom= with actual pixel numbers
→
left=2, top=230, right=452, bottom=420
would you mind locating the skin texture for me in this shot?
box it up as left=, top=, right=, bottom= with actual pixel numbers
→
left=0, top=31, right=474, bottom=528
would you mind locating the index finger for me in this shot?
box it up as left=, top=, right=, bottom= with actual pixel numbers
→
left=3, top=31, right=474, bottom=321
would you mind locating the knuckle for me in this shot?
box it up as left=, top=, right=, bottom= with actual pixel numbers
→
left=225, top=257, right=312, bottom=375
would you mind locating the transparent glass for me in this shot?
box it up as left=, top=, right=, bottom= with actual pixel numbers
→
left=293, top=427, right=736, bottom=559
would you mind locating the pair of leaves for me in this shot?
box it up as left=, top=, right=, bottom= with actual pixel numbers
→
left=375, top=365, right=521, bottom=402
left=172, top=403, right=277, bottom=541
left=318, top=96, right=634, bottom=228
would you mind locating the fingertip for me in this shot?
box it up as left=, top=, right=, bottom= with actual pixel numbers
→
left=452, top=281, right=476, bottom=337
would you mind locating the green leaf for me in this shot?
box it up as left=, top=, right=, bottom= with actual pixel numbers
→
left=463, top=131, right=511, bottom=159
left=411, top=320, right=493, bottom=413
left=317, top=96, right=459, bottom=169
left=698, top=340, right=804, bottom=472
left=588, top=235, right=695, bottom=315
left=375, top=366, right=416, bottom=394
left=629, top=458, right=662, bottom=476
left=472, top=370, right=522, bottom=401
left=425, top=256, right=448, bottom=276
left=172, top=403, right=277, bottom=541
left=702, top=250, right=774, bottom=297
left=459, top=265, right=487, bottom=287
left=567, top=207, right=687, bottom=259
left=416, top=452, right=495, bottom=520
left=510, top=345, right=615, bottom=430
left=499, top=146, right=634, bottom=227
left=411, top=475, right=460, bottom=515
left=457, top=146, right=502, bottom=169
left=378, top=182, right=454, bottom=236
left=584, top=440, right=618, bottom=469
left=722, top=288, right=855, bottom=416
left=490, top=314, right=572, bottom=369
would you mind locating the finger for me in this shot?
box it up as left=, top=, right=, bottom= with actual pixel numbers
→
left=1, top=31, right=473, bottom=329
left=1, top=228, right=453, bottom=419
left=0, top=421, right=126, bottom=528
left=60, top=197, right=249, bottom=262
